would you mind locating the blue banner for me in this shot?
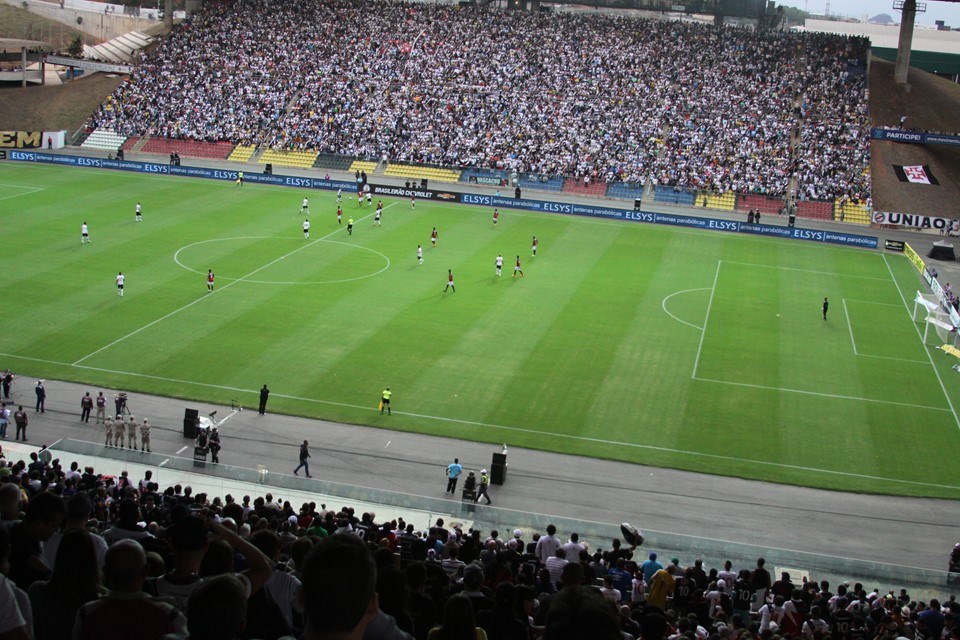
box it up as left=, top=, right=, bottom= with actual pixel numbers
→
left=5, top=151, right=877, bottom=249
left=871, top=128, right=960, bottom=147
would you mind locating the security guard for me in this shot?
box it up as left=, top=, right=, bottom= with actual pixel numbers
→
left=475, top=469, right=492, bottom=505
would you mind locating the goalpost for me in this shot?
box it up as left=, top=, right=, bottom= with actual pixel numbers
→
left=923, top=309, right=957, bottom=346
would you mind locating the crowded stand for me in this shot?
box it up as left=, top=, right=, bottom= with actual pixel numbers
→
left=0, top=446, right=957, bottom=640
left=90, top=0, right=870, bottom=201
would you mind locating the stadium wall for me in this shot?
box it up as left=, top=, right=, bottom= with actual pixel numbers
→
left=1, top=150, right=880, bottom=250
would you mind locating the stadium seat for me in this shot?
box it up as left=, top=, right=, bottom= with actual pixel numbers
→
left=258, top=149, right=319, bottom=169
left=737, top=193, right=783, bottom=215
left=697, top=192, right=736, bottom=211
left=653, top=185, right=696, bottom=206
left=80, top=128, right=129, bottom=151
left=140, top=138, right=236, bottom=161
left=383, top=163, right=462, bottom=183
left=796, top=200, right=834, bottom=221
left=348, top=160, right=378, bottom=175
left=834, top=200, right=871, bottom=225
left=562, top=177, right=608, bottom=197
left=227, top=144, right=257, bottom=163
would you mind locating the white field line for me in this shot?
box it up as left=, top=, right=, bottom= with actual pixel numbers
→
left=660, top=288, right=709, bottom=330
left=723, top=260, right=891, bottom=282
left=844, top=300, right=903, bottom=308
left=0, top=184, right=44, bottom=201
left=842, top=299, right=859, bottom=355
left=855, top=353, right=929, bottom=365
left=691, top=261, right=721, bottom=378
left=3, top=350, right=959, bottom=490
left=72, top=208, right=382, bottom=366
left=692, top=375, right=951, bottom=413
left=844, top=299, right=927, bottom=363
left=883, top=253, right=960, bottom=433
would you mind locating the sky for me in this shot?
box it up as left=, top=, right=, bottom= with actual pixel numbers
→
left=779, top=0, right=960, bottom=26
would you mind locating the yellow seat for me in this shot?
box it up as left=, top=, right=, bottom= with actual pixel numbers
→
left=259, top=149, right=318, bottom=168
left=834, top=200, right=870, bottom=225
left=227, top=144, right=257, bottom=163
left=383, top=163, right=461, bottom=183
left=348, top=161, right=378, bottom=174
left=699, top=192, right=736, bottom=211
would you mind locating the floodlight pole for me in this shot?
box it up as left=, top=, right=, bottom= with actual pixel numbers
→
left=893, top=0, right=925, bottom=85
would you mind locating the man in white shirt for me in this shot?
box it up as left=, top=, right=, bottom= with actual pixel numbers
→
left=562, top=533, right=585, bottom=562
left=535, top=523, right=561, bottom=565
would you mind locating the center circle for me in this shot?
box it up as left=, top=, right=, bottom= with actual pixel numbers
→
left=173, top=236, right=391, bottom=285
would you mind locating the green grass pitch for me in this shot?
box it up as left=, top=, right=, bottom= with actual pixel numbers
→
left=3, top=162, right=960, bottom=498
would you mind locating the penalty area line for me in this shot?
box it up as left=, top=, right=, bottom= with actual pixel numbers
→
left=1, top=349, right=958, bottom=491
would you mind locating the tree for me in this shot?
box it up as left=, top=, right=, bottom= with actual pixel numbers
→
left=67, top=34, right=83, bottom=57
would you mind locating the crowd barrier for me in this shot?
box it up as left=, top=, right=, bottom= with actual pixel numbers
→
left=4, top=150, right=879, bottom=250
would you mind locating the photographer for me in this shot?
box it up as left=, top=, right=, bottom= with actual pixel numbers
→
left=114, top=392, right=127, bottom=416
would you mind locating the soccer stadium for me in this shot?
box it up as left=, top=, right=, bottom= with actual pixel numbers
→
left=1, top=0, right=960, bottom=638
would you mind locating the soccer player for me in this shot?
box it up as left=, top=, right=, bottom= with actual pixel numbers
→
left=135, top=202, right=142, bottom=222
left=513, top=256, right=524, bottom=278
left=365, top=189, right=372, bottom=206
left=377, top=200, right=383, bottom=211
left=336, top=188, right=342, bottom=203
left=303, top=218, right=311, bottom=238
left=207, top=269, right=215, bottom=292
left=236, top=171, right=244, bottom=186
left=374, top=207, right=382, bottom=226
left=822, top=296, right=829, bottom=320
left=417, top=245, right=423, bottom=265
left=431, top=227, right=438, bottom=247
left=347, top=218, right=354, bottom=236
left=532, top=236, right=539, bottom=256
left=495, top=254, right=503, bottom=277
left=301, top=197, right=309, bottom=214
left=411, top=195, right=416, bottom=209
left=81, top=221, right=90, bottom=244
left=357, top=190, right=363, bottom=206
left=337, top=206, right=343, bottom=225
left=443, top=269, right=456, bottom=293
left=493, top=209, right=499, bottom=225
left=116, top=271, right=125, bottom=296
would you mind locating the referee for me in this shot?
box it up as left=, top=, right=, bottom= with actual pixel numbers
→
left=380, top=386, right=392, bottom=415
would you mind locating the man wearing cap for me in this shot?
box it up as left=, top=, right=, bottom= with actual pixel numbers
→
left=475, top=469, right=491, bottom=505
left=445, top=458, right=462, bottom=494
left=641, top=552, right=663, bottom=584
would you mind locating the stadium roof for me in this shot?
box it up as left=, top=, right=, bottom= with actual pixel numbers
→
left=0, top=38, right=53, bottom=53
left=803, top=19, right=960, bottom=54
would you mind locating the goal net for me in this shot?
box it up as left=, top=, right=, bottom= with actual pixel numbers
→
left=924, top=309, right=958, bottom=346
left=913, top=291, right=940, bottom=322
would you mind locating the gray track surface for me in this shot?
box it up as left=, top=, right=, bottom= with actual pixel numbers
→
left=7, top=378, right=958, bottom=574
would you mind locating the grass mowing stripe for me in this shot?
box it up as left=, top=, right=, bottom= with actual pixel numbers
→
left=72, top=206, right=385, bottom=366
left=4, top=349, right=960, bottom=491
left=882, top=253, right=960, bottom=433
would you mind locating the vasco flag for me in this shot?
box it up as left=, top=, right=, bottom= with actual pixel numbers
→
left=894, top=164, right=939, bottom=185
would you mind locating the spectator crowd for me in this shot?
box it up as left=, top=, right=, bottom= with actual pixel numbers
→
left=0, top=445, right=957, bottom=640
left=90, top=0, right=870, bottom=201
